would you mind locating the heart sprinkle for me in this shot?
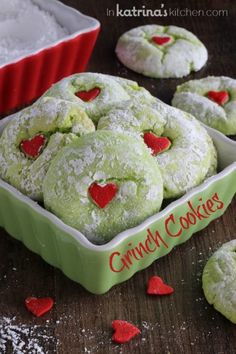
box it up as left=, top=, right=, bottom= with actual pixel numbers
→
left=143, top=132, right=171, bottom=156
left=152, top=36, right=171, bottom=46
left=75, top=87, right=101, bottom=102
left=88, top=182, right=118, bottom=209
left=147, top=276, right=174, bottom=295
left=207, top=90, right=229, bottom=105
left=112, top=320, right=141, bottom=344
left=20, top=134, right=47, bottom=159
left=25, top=297, right=54, bottom=317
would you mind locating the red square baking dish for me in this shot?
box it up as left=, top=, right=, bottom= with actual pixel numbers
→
left=0, top=0, right=100, bottom=114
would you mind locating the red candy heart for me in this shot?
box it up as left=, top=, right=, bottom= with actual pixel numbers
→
left=207, top=90, right=229, bottom=105
left=143, top=132, right=171, bottom=156
left=25, top=297, right=54, bottom=317
left=147, top=276, right=174, bottom=295
left=20, top=134, right=46, bottom=159
left=112, top=320, right=141, bottom=344
left=75, top=87, right=101, bottom=102
left=88, top=182, right=118, bottom=209
left=152, top=36, right=171, bottom=45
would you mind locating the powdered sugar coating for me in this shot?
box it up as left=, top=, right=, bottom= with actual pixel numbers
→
left=0, top=97, right=95, bottom=201
left=98, top=100, right=165, bottom=137
left=153, top=101, right=217, bottom=198
left=98, top=99, right=217, bottom=198
left=115, top=25, right=208, bottom=78
left=172, top=76, right=236, bottom=135
left=43, top=131, right=163, bottom=244
left=43, top=72, right=153, bottom=123
left=202, top=240, right=236, bottom=324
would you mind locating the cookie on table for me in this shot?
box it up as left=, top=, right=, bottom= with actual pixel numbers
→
left=115, top=24, right=208, bottom=78
left=98, top=99, right=217, bottom=199
left=43, top=72, right=153, bottom=124
left=0, top=97, right=95, bottom=201
left=202, top=240, right=236, bottom=324
left=172, top=76, right=236, bottom=135
left=43, top=131, right=163, bottom=244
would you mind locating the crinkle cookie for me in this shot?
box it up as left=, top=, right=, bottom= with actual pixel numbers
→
left=98, top=100, right=166, bottom=136
left=202, top=240, right=236, bottom=324
left=43, top=72, right=153, bottom=124
left=43, top=131, right=163, bottom=244
left=98, top=99, right=217, bottom=199
left=172, top=76, right=236, bottom=135
left=0, top=97, right=95, bottom=201
left=115, top=25, right=208, bottom=78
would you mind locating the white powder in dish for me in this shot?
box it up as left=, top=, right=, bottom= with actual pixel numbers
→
left=0, top=0, right=69, bottom=66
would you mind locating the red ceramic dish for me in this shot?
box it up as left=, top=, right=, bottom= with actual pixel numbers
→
left=0, top=0, right=100, bottom=114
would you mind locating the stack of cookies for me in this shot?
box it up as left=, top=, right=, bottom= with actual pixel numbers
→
left=0, top=73, right=217, bottom=244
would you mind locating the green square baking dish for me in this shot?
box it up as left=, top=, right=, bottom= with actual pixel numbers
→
left=0, top=114, right=236, bottom=294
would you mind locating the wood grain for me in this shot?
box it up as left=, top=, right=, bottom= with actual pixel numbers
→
left=0, top=1, right=236, bottom=353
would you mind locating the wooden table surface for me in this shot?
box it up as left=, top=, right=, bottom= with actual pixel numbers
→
left=1, top=1, right=236, bottom=353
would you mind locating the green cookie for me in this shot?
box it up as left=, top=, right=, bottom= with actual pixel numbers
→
left=0, top=97, right=95, bottom=201
left=43, top=72, right=153, bottom=124
left=98, top=99, right=217, bottom=199
left=43, top=131, right=163, bottom=244
left=115, top=24, right=208, bottom=78
left=172, top=76, right=236, bottom=135
left=98, top=99, right=165, bottom=137
left=202, top=240, right=236, bottom=324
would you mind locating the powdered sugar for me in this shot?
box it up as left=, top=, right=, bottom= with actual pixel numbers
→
left=118, top=181, right=137, bottom=198
left=0, top=316, right=57, bottom=354
left=0, top=0, right=68, bottom=66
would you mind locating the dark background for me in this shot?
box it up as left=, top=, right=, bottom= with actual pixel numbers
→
left=1, top=1, right=236, bottom=353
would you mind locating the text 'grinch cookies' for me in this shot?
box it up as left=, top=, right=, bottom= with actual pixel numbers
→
left=115, top=24, right=208, bottom=78
left=0, top=97, right=95, bottom=201
left=43, top=131, right=163, bottom=244
left=172, top=76, right=236, bottom=135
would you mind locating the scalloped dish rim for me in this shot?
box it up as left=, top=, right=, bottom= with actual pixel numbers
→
left=0, top=0, right=100, bottom=69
